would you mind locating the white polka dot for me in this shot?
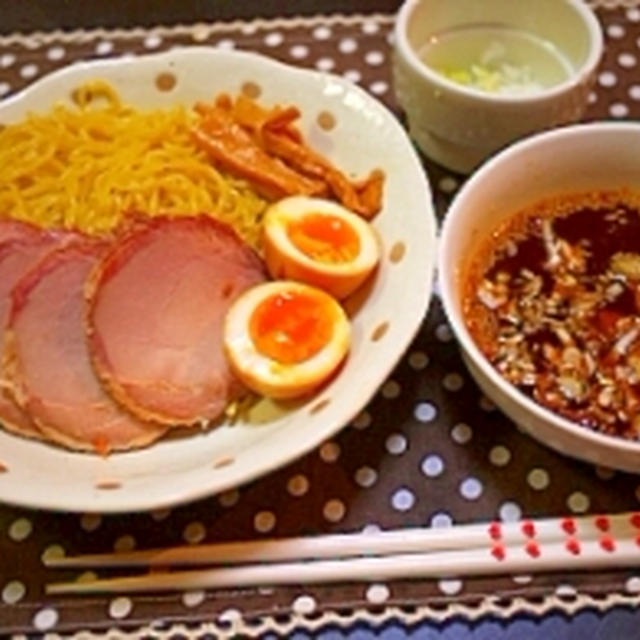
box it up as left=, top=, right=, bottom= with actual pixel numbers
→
left=408, top=351, right=429, bottom=370
left=362, top=523, right=382, bottom=534
left=365, top=51, right=385, bottom=66
left=414, top=401, right=437, bottom=422
left=607, top=24, right=626, bottom=39
left=78, top=571, right=98, bottom=584
left=451, top=422, right=473, bottom=445
left=618, top=52, right=637, bottom=68
left=319, top=441, right=341, bottom=463
left=2, top=580, right=26, bottom=604
left=292, top=594, right=317, bottom=615
left=109, top=596, right=132, bottom=619
left=598, top=71, right=617, bottom=87
left=290, top=45, right=309, bottom=59
left=567, top=491, right=590, bottom=513
left=182, top=590, right=206, bottom=607
left=47, top=46, right=65, bottom=61
left=625, top=576, right=640, bottom=593
left=316, top=57, right=336, bottom=72
left=499, top=501, right=522, bottom=522
left=366, top=583, right=390, bottom=604
left=339, top=38, right=358, bottom=54
left=144, top=34, right=162, bottom=48
left=150, top=507, right=172, bottom=521
left=460, top=477, right=483, bottom=501
left=287, top=474, right=310, bottom=497
left=80, top=513, right=102, bottom=532
left=588, top=91, right=598, bottom=104
left=95, top=41, right=114, bottom=55
left=343, top=69, right=362, bottom=83
left=0, top=82, right=10, bottom=97
left=323, top=499, right=346, bottom=522
left=555, top=584, right=578, bottom=598
left=352, top=410, right=372, bottom=430
left=114, top=535, right=136, bottom=552
left=595, top=466, right=615, bottom=480
left=0, top=53, right=16, bottom=67
left=386, top=433, right=408, bottom=455
left=381, top=380, right=401, bottom=399
left=443, top=373, right=464, bottom=392
left=489, top=445, right=511, bottom=467
left=362, top=21, right=380, bottom=34
left=20, top=64, right=38, bottom=79
left=9, top=518, right=32, bottom=542
left=313, top=26, right=332, bottom=40
left=629, top=85, right=640, bottom=100
left=430, top=511, right=453, bottom=528
left=355, top=466, right=378, bottom=488
left=254, top=510, right=276, bottom=533
left=264, top=32, right=284, bottom=47
left=512, top=574, right=533, bottom=585
left=41, top=544, right=65, bottom=564
left=218, top=489, right=240, bottom=507
left=369, top=81, right=388, bottom=95
left=438, top=177, right=459, bottom=194
left=421, top=454, right=445, bottom=477
left=628, top=8, right=640, bottom=22
left=391, top=487, right=415, bottom=511
left=33, top=607, right=59, bottom=631
left=183, top=521, right=207, bottom=544
left=219, top=608, right=242, bottom=623
left=216, top=39, right=236, bottom=50
left=527, top=468, right=550, bottom=491
left=479, top=395, right=496, bottom=411
left=610, top=102, right=630, bottom=118
left=438, top=579, right=463, bottom=595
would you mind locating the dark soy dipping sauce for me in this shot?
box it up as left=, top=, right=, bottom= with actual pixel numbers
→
left=465, top=195, right=640, bottom=441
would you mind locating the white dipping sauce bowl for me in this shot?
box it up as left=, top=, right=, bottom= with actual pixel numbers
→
left=439, top=122, right=640, bottom=473
left=392, top=0, right=603, bottom=174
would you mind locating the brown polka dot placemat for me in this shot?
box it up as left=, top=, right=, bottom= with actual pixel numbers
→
left=1, top=4, right=640, bottom=636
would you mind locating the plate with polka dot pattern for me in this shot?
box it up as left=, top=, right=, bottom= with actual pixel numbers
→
left=0, top=47, right=437, bottom=512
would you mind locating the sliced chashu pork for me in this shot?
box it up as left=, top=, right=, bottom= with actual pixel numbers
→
left=0, top=218, right=43, bottom=244
left=0, top=226, right=75, bottom=439
left=87, top=215, right=266, bottom=425
left=5, top=237, right=166, bottom=453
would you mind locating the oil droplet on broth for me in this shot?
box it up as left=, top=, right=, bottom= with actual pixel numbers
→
left=417, top=24, right=574, bottom=95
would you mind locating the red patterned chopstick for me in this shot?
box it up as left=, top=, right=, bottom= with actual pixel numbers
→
left=46, top=512, right=640, bottom=594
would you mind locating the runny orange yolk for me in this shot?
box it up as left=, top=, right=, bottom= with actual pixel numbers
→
left=249, top=289, right=337, bottom=364
left=287, top=212, right=360, bottom=264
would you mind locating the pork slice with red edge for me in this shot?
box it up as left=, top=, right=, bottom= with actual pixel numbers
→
left=0, top=218, right=43, bottom=245
left=0, top=229, right=77, bottom=440
left=5, top=237, right=167, bottom=453
left=87, top=215, right=267, bottom=425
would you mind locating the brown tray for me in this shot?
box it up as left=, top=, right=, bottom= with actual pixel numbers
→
left=0, top=5, right=639, bottom=635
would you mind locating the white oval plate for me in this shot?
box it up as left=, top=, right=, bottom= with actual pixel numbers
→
left=0, top=47, right=437, bottom=512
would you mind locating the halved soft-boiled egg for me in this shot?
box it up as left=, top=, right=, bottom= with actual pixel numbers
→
left=223, top=280, right=350, bottom=399
left=263, top=196, right=381, bottom=300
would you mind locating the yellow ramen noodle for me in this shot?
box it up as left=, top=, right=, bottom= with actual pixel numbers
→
left=0, top=80, right=267, bottom=246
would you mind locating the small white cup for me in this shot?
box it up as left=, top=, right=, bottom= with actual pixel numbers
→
left=391, top=0, right=604, bottom=174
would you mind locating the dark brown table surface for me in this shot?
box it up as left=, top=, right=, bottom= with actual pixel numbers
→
left=0, top=0, right=403, bottom=34
left=0, top=1, right=640, bottom=637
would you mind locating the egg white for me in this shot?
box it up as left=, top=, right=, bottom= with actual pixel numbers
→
left=223, top=280, right=351, bottom=399
left=263, top=196, right=381, bottom=299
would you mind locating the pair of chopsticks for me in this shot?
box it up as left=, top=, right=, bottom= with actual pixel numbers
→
left=45, top=511, right=640, bottom=595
